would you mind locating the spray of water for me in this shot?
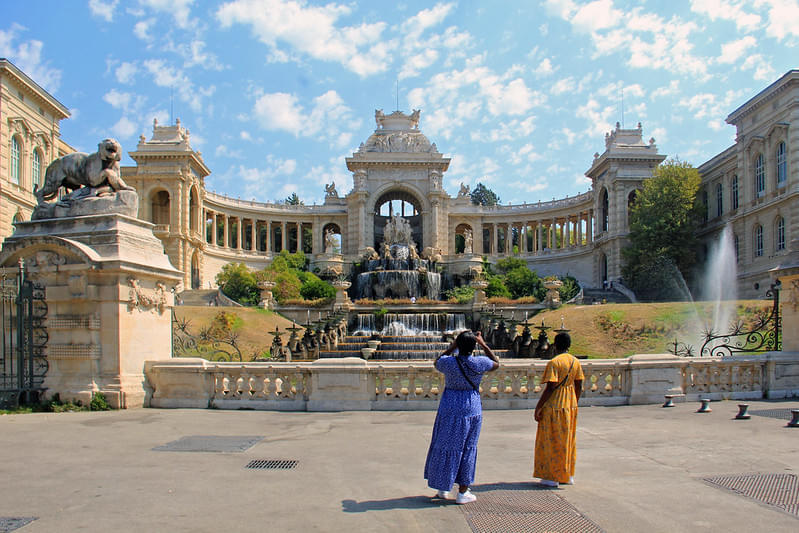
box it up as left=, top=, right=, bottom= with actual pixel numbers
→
left=699, top=225, right=738, bottom=337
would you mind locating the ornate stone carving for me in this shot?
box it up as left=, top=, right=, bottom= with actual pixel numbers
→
left=324, top=182, right=338, bottom=198
left=457, top=183, right=471, bottom=198
left=383, top=213, right=414, bottom=247
left=353, top=169, right=367, bottom=191
left=26, top=250, right=67, bottom=267
left=127, top=277, right=168, bottom=314
left=430, top=170, right=442, bottom=190
left=68, top=274, right=88, bottom=297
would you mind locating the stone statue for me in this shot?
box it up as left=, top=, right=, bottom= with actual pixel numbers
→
left=464, top=228, right=473, bottom=254
left=362, top=246, right=379, bottom=261
left=324, top=182, right=338, bottom=198
left=409, top=109, right=420, bottom=129
left=384, top=213, right=414, bottom=246
left=36, top=138, right=133, bottom=203
left=32, top=138, right=138, bottom=220
left=324, top=228, right=337, bottom=254
left=375, top=109, right=385, bottom=127
left=458, top=183, right=471, bottom=198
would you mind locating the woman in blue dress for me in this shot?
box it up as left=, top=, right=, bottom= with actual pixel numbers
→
left=424, top=330, right=499, bottom=504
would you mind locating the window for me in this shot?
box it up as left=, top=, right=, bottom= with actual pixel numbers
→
left=10, top=137, right=21, bottom=185
left=776, top=142, right=787, bottom=187
left=755, top=153, right=765, bottom=197
left=32, top=149, right=41, bottom=190
left=716, top=183, right=723, bottom=217
left=731, top=175, right=739, bottom=210
left=701, top=190, right=708, bottom=222
left=777, top=217, right=785, bottom=251
left=755, top=225, right=763, bottom=257
left=734, top=233, right=739, bottom=263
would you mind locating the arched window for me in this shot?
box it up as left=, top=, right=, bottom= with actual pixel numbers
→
left=10, top=137, right=21, bottom=185
left=776, top=142, right=787, bottom=187
left=776, top=216, right=785, bottom=251
left=32, top=149, right=41, bottom=190
left=731, top=175, right=739, bottom=210
left=600, top=189, right=609, bottom=232
left=715, top=183, right=723, bottom=217
left=151, top=190, right=171, bottom=225
left=754, top=153, right=765, bottom=197
left=754, top=225, right=763, bottom=258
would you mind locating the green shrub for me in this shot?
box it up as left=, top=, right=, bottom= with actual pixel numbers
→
left=216, top=263, right=259, bottom=305
left=484, top=276, right=511, bottom=298
left=445, top=285, right=475, bottom=304
left=300, top=279, right=336, bottom=301
left=90, top=392, right=111, bottom=411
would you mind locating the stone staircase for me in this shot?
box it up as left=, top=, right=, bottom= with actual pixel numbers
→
left=582, top=288, right=632, bottom=304
left=176, top=289, right=219, bottom=306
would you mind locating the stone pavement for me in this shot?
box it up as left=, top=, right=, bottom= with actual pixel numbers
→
left=2, top=399, right=799, bottom=533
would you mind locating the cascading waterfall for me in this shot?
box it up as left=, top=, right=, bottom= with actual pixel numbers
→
left=352, top=313, right=468, bottom=337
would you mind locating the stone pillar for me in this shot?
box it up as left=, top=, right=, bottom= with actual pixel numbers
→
left=236, top=217, right=242, bottom=250
left=537, top=222, right=543, bottom=252
left=0, top=209, right=182, bottom=409
left=564, top=217, right=571, bottom=247
left=587, top=209, right=594, bottom=242
left=493, top=224, right=498, bottom=256
left=250, top=220, right=257, bottom=252
left=521, top=224, right=527, bottom=253
left=223, top=215, right=229, bottom=248
left=266, top=221, right=271, bottom=253
left=281, top=221, right=287, bottom=251
left=297, top=222, right=302, bottom=253
left=577, top=213, right=583, bottom=246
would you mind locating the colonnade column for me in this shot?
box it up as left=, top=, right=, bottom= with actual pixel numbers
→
left=296, top=222, right=302, bottom=253
left=250, top=221, right=257, bottom=252
left=521, top=224, right=527, bottom=253
left=236, top=218, right=242, bottom=250
left=493, top=224, right=499, bottom=256
left=564, top=217, right=571, bottom=247
left=265, top=221, right=271, bottom=253
left=281, top=222, right=287, bottom=251
left=223, top=215, right=229, bottom=248
left=537, top=222, right=543, bottom=252
left=587, top=209, right=594, bottom=242
left=577, top=214, right=583, bottom=246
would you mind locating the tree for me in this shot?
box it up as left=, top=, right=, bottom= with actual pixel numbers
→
left=622, top=159, right=704, bottom=300
left=470, top=182, right=500, bottom=206
left=285, top=192, right=303, bottom=205
left=216, top=263, right=259, bottom=305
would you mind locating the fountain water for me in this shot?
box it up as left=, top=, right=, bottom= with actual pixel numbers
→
left=698, top=225, right=738, bottom=337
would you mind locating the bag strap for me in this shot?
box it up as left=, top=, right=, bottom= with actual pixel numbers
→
left=455, top=356, right=480, bottom=392
left=552, top=356, right=575, bottom=391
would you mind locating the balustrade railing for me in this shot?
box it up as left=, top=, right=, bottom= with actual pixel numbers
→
left=148, top=353, right=794, bottom=410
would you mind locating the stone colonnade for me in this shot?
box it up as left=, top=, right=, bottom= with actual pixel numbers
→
left=476, top=210, right=594, bottom=255
left=202, top=209, right=316, bottom=255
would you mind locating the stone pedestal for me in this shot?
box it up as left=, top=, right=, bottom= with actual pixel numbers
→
left=307, top=357, right=371, bottom=411
left=628, top=354, right=685, bottom=405
left=257, top=280, right=276, bottom=309
left=332, top=280, right=352, bottom=310
left=0, top=214, right=182, bottom=408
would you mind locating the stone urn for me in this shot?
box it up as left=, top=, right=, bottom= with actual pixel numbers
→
left=332, top=280, right=352, bottom=310
left=469, top=279, right=489, bottom=306
left=543, top=279, right=563, bottom=307
left=258, top=280, right=277, bottom=309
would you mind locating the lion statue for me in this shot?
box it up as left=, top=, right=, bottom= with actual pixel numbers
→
left=35, top=138, right=134, bottom=204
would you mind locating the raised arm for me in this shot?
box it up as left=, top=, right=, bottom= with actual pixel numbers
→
left=475, top=331, right=499, bottom=371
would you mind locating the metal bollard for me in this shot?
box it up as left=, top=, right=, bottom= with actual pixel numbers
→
left=788, top=410, right=799, bottom=427
left=697, top=398, right=712, bottom=413
left=662, top=395, right=675, bottom=408
left=735, top=404, right=751, bottom=419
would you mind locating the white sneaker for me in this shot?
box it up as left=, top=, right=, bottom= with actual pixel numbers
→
left=539, top=479, right=558, bottom=487
left=436, top=490, right=449, bottom=499
left=456, top=490, right=477, bottom=504
left=566, top=477, right=575, bottom=485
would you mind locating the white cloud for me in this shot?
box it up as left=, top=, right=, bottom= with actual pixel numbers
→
left=142, top=59, right=209, bottom=113
left=0, top=24, right=61, bottom=92
left=217, top=0, right=389, bottom=77
left=251, top=89, right=360, bottom=147
left=576, top=98, right=615, bottom=138
left=215, top=144, right=244, bottom=158
left=111, top=116, right=138, bottom=139
left=89, top=0, right=119, bottom=21
left=690, top=0, right=762, bottom=32
left=509, top=179, right=548, bottom=193
left=741, top=53, right=776, bottom=80
left=240, top=131, right=252, bottom=141
left=139, top=0, right=196, bottom=28
left=760, top=0, right=799, bottom=40
left=134, top=19, right=155, bottom=42
left=651, top=80, right=680, bottom=99
left=571, top=0, right=622, bottom=32
left=550, top=77, right=575, bottom=95
left=534, top=58, right=555, bottom=76
left=718, top=36, right=756, bottom=64
left=115, top=62, right=138, bottom=84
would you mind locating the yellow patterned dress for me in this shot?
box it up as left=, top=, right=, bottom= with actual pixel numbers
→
left=534, top=353, right=584, bottom=483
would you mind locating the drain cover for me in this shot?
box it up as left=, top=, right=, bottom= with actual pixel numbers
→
left=749, top=408, right=797, bottom=421
left=153, top=436, right=263, bottom=452
left=704, top=473, right=799, bottom=517
left=246, top=459, right=298, bottom=469
left=462, top=487, right=604, bottom=533
left=0, top=517, right=37, bottom=532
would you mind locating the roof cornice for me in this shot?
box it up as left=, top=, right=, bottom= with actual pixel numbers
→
left=0, top=58, right=70, bottom=119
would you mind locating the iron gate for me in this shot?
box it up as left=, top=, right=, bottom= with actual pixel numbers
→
left=1, top=260, right=48, bottom=409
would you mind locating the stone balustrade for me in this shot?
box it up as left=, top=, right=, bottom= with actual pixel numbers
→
left=146, top=352, right=799, bottom=411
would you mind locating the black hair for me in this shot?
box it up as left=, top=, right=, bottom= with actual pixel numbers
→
left=554, top=332, right=571, bottom=352
left=455, top=330, right=477, bottom=355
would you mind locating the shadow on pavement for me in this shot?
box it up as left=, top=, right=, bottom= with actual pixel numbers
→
left=342, top=495, right=446, bottom=512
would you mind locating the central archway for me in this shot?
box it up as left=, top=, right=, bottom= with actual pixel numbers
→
left=373, top=190, right=423, bottom=250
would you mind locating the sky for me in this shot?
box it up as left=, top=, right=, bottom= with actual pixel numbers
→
left=2, top=0, right=798, bottom=206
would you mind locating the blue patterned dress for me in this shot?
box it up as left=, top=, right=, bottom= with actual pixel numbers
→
left=424, top=354, right=495, bottom=491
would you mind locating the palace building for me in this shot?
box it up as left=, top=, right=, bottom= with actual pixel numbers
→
left=1, top=57, right=796, bottom=299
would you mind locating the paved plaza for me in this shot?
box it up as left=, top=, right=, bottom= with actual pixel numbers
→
left=2, top=399, right=799, bottom=532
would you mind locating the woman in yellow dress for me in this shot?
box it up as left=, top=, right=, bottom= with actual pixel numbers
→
left=533, top=332, right=584, bottom=487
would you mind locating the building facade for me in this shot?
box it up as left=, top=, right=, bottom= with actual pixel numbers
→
left=2, top=57, right=795, bottom=299
left=697, top=70, right=798, bottom=299
left=0, top=59, right=72, bottom=239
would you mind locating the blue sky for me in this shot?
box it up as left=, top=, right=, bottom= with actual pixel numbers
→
left=2, top=0, right=798, bottom=205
